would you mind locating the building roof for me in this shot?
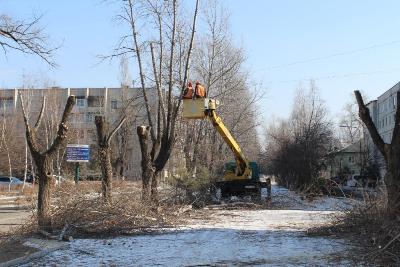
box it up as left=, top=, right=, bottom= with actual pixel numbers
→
left=336, top=139, right=364, bottom=154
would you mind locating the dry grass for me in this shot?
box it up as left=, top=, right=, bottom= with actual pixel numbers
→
left=308, top=190, right=400, bottom=265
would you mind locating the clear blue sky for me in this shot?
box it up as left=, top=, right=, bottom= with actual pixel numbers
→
left=2, top=0, right=400, bottom=126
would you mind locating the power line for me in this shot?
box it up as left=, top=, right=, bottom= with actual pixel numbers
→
left=272, top=67, right=400, bottom=84
left=263, top=40, right=400, bottom=71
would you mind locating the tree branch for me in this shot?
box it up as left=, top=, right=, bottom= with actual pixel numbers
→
left=34, top=96, right=46, bottom=130
left=107, top=116, right=127, bottom=144
left=0, top=14, right=57, bottom=67
left=174, top=0, right=200, bottom=115
left=18, top=92, right=30, bottom=130
left=165, top=0, right=177, bottom=137
left=18, top=92, right=41, bottom=157
left=127, top=0, right=156, bottom=142
left=150, top=42, right=166, bottom=128
left=354, top=90, right=386, bottom=158
left=46, top=95, right=76, bottom=156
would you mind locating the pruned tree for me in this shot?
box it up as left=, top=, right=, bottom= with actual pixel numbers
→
left=19, top=93, right=76, bottom=230
left=355, top=90, right=400, bottom=217
left=109, top=0, right=200, bottom=202
left=0, top=14, right=56, bottom=66
left=95, top=115, right=126, bottom=203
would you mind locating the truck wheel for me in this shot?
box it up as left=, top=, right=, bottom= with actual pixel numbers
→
left=251, top=185, right=262, bottom=203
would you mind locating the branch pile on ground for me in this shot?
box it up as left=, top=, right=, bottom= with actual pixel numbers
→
left=45, top=184, right=189, bottom=237
left=309, top=191, right=400, bottom=265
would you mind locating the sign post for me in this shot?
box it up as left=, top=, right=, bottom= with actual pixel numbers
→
left=75, top=162, right=80, bottom=184
left=66, top=144, right=90, bottom=184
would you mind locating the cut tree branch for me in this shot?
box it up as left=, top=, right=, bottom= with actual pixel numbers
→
left=34, top=96, right=46, bottom=129
left=354, top=90, right=386, bottom=158
left=47, top=96, right=76, bottom=156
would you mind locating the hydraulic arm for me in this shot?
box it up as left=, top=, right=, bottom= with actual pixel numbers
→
left=182, top=98, right=254, bottom=181
left=182, top=97, right=269, bottom=201
left=206, top=108, right=252, bottom=180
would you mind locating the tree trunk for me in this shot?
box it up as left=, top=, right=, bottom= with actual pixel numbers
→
left=385, top=172, right=400, bottom=216
left=99, top=146, right=113, bottom=202
left=355, top=90, right=400, bottom=216
left=95, top=115, right=126, bottom=203
left=36, top=156, right=53, bottom=231
left=19, top=94, right=76, bottom=231
left=22, top=137, right=28, bottom=191
left=386, top=151, right=400, bottom=216
left=137, top=126, right=155, bottom=202
left=150, top=170, right=159, bottom=203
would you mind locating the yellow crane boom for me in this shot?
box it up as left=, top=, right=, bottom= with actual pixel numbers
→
left=182, top=97, right=270, bottom=201
left=183, top=98, right=252, bottom=181
left=207, top=109, right=251, bottom=180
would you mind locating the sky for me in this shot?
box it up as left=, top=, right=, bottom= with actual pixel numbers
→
left=2, top=0, right=400, bottom=128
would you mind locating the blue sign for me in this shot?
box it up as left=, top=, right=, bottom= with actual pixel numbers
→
left=66, top=144, right=90, bottom=162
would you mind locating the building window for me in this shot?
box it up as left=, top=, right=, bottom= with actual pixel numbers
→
left=111, top=100, right=118, bottom=109
left=349, top=156, right=353, bottom=163
left=87, top=96, right=104, bottom=107
left=86, top=112, right=95, bottom=122
left=0, top=97, right=13, bottom=109
left=76, top=97, right=86, bottom=107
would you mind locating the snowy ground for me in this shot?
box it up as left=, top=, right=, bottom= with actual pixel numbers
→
left=23, top=185, right=357, bottom=266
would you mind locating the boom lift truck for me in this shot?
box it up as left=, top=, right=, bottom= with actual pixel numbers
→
left=182, top=97, right=271, bottom=202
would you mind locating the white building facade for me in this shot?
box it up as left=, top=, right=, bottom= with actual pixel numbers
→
left=365, top=81, right=400, bottom=176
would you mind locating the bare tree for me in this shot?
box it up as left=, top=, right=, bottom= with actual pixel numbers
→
left=177, top=0, right=262, bottom=180
left=355, top=90, right=400, bottom=216
left=339, top=100, right=363, bottom=146
left=19, top=93, right=75, bottom=230
left=95, top=115, right=126, bottom=203
left=264, top=82, right=333, bottom=191
left=0, top=14, right=56, bottom=66
left=109, top=0, right=200, bottom=202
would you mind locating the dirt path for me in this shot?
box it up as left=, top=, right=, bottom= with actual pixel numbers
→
left=23, top=185, right=356, bottom=266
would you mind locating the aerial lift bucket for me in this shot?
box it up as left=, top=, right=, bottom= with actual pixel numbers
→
left=182, top=98, right=208, bottom=119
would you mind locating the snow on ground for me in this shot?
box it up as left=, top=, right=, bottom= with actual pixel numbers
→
left=271, top=184, right=357, bottom=211
left=23, top=185, right=356, bottom=266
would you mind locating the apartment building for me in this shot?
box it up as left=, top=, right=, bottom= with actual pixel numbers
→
left=0, top=87, right=157, bottom=179
left=365, top=81, right=400, bottom=176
